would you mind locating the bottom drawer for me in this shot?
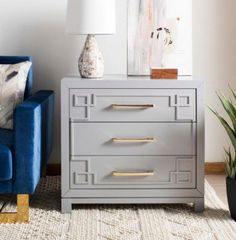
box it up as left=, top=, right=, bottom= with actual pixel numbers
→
left=70, top=156, right=196, bottom=189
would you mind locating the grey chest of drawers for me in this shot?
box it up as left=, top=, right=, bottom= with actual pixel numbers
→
left=61, top=76, right=205, bottom=213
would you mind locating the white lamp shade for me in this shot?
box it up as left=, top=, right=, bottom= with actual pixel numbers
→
left=66, top=0, right=116, bottom=35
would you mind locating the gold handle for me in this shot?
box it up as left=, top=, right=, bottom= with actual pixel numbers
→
left=111, top=104, right=155, bottom=109
left=112, top=137, right=155, bottom=143
left=112, top=171, right=154, bottom=177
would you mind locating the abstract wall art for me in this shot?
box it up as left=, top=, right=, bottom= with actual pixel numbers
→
left=128, top=0, right=192, bottom=76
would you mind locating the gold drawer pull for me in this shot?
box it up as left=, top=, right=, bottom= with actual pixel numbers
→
left=112, top=137, right=155, bottom=143
left=112, top=171, right=154, bottom=177
left=111, top=104, right=155, bottom=109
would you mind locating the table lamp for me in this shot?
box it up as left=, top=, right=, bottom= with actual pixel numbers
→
left=66, top=0, right=116, bottom=78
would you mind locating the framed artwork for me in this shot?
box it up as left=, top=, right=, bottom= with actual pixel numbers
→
left=128, top=0, right=192, bottom=76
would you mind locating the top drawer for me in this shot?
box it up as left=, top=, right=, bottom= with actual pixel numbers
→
left=69, top=89, right=196, bottom=122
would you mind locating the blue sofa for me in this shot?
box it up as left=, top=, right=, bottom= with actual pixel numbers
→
left=0, top=56, right=54, bottom=223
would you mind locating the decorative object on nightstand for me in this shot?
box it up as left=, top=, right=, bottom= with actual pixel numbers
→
left=66, top=0, right=116, bottom=78
left=61, top=76, right=205, bottom=213
left=151, top=68, right=178, bottom=79
left=128, top=0, right=192, bottom=76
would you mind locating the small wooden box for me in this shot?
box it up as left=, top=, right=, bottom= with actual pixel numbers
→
left=151, top=68, right=178, bottom=79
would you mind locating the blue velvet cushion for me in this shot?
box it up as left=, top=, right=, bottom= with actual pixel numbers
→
left=0, top=128, right=13, bottom=147
left=0, top=144, right=13, bottom=181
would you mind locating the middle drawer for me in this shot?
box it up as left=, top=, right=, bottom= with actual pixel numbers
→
left=70, top=123, right=196, bottom=156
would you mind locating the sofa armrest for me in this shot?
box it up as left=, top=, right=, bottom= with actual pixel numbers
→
left=13, top=90, right=54, bottom=194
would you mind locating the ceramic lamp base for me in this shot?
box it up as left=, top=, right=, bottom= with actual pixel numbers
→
left=78, top=34, right=104, bottom=78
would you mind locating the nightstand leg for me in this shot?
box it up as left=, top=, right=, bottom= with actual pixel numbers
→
left=61, top=199, right=72, bottom=213
left=194, top=199, right=204, bottom=212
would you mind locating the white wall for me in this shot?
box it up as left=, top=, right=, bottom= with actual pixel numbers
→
left=193, top=0, right=236, bottom=162
left=0, top=0, right=235, bottom=163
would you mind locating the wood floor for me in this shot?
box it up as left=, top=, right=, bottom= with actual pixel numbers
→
left=206, top=174, right=228, bottom=206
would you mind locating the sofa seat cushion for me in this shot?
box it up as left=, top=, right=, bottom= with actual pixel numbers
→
left=0, top=128, right=13, bottom=147
left=0, top=144, right=13, bottom=181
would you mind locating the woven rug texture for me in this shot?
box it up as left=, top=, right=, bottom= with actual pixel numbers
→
left=0, top=176, right=235, bottom=240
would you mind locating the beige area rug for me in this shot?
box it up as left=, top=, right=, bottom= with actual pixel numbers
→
left=0, top=176, right=236, bottom=240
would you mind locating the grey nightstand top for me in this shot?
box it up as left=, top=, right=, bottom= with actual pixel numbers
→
left=62, top=75, right=203, bottom=89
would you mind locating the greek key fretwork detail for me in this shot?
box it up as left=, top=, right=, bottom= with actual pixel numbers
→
left=72, top=94, right=96, bottom=120
left=170, top=94, right=195, bottom=121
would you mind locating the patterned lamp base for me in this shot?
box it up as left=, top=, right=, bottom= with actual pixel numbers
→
left=78, top=34, right=104, bottom=78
